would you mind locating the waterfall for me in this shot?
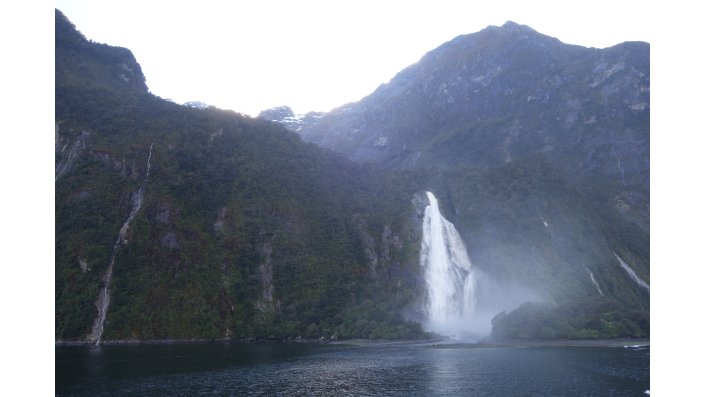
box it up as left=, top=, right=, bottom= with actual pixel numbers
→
left=87, top=143, right=154, bottom=345
left=615, top=253, right=649, bottom=292
left=420, top=191, right=477, bottom=337
left=585, top=268, right=604, bottom=296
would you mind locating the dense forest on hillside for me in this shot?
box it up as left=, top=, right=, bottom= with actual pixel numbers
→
left=266, top=21, right=650, bottom=340
left=55, top=10, right=427, bottom=341
left=56, top=10, right=648, bottom=342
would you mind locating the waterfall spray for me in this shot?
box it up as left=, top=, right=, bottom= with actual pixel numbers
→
left=420, top=191, right=478, bottom=337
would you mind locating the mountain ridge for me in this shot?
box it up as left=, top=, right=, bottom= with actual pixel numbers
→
left=262, top=19, right=650, bottom=339
left=55, top=9, right=427, bottom=342
left=56, top=10, right=649, bottom=342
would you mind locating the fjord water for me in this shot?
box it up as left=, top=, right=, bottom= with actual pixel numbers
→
left=56, top=342, right=649, bottom=396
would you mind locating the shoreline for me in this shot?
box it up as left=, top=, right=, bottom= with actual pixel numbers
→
left=55, top=337, right=649, bottom=348
left=55, top=337, right=329, bottom=347
left=428, top=338, right=650, bottom=348
left=332, top=337, right=650, bottom=348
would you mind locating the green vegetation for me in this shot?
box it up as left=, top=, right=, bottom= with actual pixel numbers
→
left=55, top=10, right=426, bottom=341
left=491, top=300, right=649, bottom=340
left=295, top=21, right=649, bottom=340
left=406, top=161, right=649, bottom=339
left=55, top=10, right=648, bottom=342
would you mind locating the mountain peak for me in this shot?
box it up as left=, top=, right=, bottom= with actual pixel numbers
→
left=259, top=106, right=295, bottom=120
left=55, top=9, right=87, bottom=48
left=486, top=20, right=540, bottom=36
left=259, top=106, right=326, bottom=133
left=500, top=20, right=525, bottom=29
left=56, top=8, right=149, bottom=94
left=297, top=19, right=649, bottom=188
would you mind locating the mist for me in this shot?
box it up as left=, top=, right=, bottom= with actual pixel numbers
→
left=417, top=191, right=539, bottom=340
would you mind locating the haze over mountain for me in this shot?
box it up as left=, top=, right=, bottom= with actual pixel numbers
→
left=57, top=10, right=648, bottom=343
left=263, top=21, right=649, bottom=338
left=264, top=21, right=649, bottom=230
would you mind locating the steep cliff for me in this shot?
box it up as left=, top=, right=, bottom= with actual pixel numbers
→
left=269, top=21, right=650, bottom=339
left=55, top=10, right=425, bottom=342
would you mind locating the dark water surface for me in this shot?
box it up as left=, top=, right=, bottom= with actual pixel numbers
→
left=56, top=341, right=649, bottom=396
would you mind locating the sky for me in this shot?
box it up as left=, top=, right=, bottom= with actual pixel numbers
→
left=54, top=0, right=656, bottom=116
left=4, top=1, right=705, bottom=394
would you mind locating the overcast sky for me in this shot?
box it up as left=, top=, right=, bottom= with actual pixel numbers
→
left=2, top=2, right=704, bottom=393
left=55, top=0, right=654, bottom=116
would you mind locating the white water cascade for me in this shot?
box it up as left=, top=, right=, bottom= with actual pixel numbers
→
left=615, top=253, right=650, bottom=292
left=87, top=143, right=154, bottom=345
left=585, top=268, right=604, bottom=296
left=420, top=191, right=478, bottom=337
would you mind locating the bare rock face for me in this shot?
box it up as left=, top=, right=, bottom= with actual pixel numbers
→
left=150, top=201, right=181, bottom=249
left=295, top=22, right=649, bottom=236
left=55, top=122, right=62, bottom=153
left=379, top=225, right=394, bottom=271
left=258, top=106, right=326, bottom=133
left=350, top=214, right=379, bottom=279
left=55, top=128, right=89, bottom=181
left=55, top=9, right=431, bottom=342
left=411, top=192, right=430, bottom=219
left=298, top=23, right=648, bottom=182
left=213, top=207, right=227, bottom=234
left=350, top=213, right=407, bottom=282
left=256, top=242, right=280, bottom=314
left=92, top=151, right=130, bottom=178
left=78, top=257, right=89, bottom=273
left=259, top=106, right=295, bottom=120
left=379, top=224, right=404, bottom=281
left=160, top=231, right=179, bottom=249
left=155, top=205, right=173, bottom=225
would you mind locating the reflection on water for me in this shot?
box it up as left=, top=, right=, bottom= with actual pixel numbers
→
left=56, top=341, right=649, bottom=396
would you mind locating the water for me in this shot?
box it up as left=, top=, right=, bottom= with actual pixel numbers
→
left=87, top=143, right=154, bottom=344
left=56, top=341, right=650, bottom=396
left=420, top=191, right=478, bottom=337
left=615, top=253, right=650, bottom=292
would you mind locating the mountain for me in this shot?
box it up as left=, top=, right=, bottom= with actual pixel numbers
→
left=269, top=22, right=650, bottom=338
left=182, top=101, right=211, bottom=110
left=270, top=21, right=649, bottom=239
left=259, top=106, right=325, bottom=134
left=55, top=10, right=426, bottom=342
left=298, top=22, right=648, bottom=178
left=56, top=9, right=649, bottom=343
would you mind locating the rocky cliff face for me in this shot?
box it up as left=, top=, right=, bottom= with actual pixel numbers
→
left=55, top=9, right=426, bottom=342
left=298, top=23, right=647, bottom=259
left=298, top=22, right=648, bottom=225
left=284, top=22, right=650, bottom=338
left=55, top=10, right=649, bottom=341
left=55, top=123, right=89, bottom=181
left=298, top=22, right=648, bottom=176
left=259, top=106, right=325, bottom=134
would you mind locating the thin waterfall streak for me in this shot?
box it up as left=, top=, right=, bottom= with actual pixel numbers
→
left=87, top=143, right=154, bottom=345
left=145, top=142, right=154, bottom=180
left=611, top=147, right=627, bottom=186
left=615, top=253, right=649, bottom=291
left=585, top=268, right=604, bottom=296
